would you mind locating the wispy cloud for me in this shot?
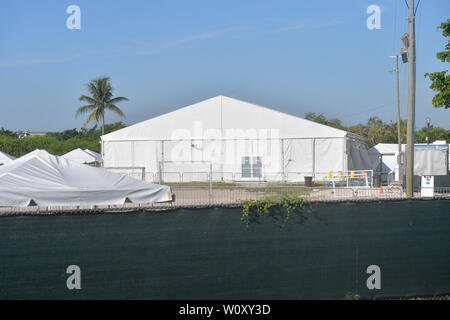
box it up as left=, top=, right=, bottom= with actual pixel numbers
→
left=275, top=17, right=344, bottom=33
left=0, top=51, right=87, bottom=68
left=0, top=19, right=342, bottom=67
left=136, top=27, right=240, bottom=56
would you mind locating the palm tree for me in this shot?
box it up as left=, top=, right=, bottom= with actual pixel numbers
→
left=76, top=77, right=128, bottom=136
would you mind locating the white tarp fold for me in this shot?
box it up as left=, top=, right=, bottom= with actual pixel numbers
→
left=0, top=150, right=171, bottom=207
left=0, top=151, right=15, bottom=165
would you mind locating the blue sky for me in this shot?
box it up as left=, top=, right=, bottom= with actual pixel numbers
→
left=0, top=0, right=449, bottom=132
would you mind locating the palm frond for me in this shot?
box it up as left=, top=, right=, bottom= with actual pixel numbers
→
left=106, top=104, right=126, bottom=118
left=75, top=105, right=96, bottom=118
left=94, top=108, right=103, bottom=122
left=83, top=110, right=99, bottom=127
left=78, top=95, right=97, bottom=104
left=108, top=96, right=129, bottom=104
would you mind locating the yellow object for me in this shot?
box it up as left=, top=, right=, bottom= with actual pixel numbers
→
left=338, top=171, right=342, bottom=177
left=350, top=171, right=355, bottom=178
left=327, top=171, right=332, bottom=178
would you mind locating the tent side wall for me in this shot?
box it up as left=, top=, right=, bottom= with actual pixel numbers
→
left=346, top=136, right=373, bottom=172
left=103, top=137, right=351, bottom=183
left=103, top=140, right=163, bottom=183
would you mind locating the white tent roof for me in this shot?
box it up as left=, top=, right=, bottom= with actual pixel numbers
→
left=101, top=95, right=349, bottom=141
left=0, top=150, right=171, bottom=207
left=84, top=149, right=102, bottom=162
left=369, top=143, right=406, bottom=155
left=369, top=142, right=450, bottom=155
left=62, top=148, right=99, bottom=164
left=0, top=151, right=15, bottom=165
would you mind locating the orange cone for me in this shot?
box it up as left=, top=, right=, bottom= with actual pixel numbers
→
left=380, top=185, right=383, bottom=194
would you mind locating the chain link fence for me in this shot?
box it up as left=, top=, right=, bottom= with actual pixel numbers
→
left=0, top=185, right=448, bottom=215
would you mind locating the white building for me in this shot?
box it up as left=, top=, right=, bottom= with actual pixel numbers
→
left=101, top=96, right=372, bottom=183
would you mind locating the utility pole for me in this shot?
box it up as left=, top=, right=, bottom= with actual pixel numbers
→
left=406, top=0, right=416, bottom=197
left=389, top=55, right=402, bottom=182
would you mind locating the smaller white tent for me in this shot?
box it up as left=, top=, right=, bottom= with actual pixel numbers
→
left=368, top=144, right=405, bottom=173
left=62, top=148, right=100, bottom=164
left=0, top=151, right=15, bottom=166
left=0, top=150, right=171, bottom=207
left=84, top=149, right=102, bottom=163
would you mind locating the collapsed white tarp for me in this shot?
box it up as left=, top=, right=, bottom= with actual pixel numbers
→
left=62, top=148, right=99, bottom=164
left=0, top=151, right=15, bottom=165
left=0, top=150, right=171, bottom=207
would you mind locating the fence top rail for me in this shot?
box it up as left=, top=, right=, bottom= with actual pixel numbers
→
left=104, top=166, right=145, bottom=170
left=168, top=185, right=384, bottom=190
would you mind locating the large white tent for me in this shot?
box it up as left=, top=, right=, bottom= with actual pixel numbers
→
left=0, top=151, right=15, bottom=166
left=101, top=96, right=372, bottom=183
left=0, top=150, right=171, bottom=207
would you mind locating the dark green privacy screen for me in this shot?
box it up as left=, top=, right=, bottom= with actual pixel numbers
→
left=1, top=200, right=449, bottom=299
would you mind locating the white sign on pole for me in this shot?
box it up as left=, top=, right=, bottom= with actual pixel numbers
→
left=420, top=176, right=434, bottom=198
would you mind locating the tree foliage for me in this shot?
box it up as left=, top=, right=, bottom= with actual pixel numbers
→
left=305, top=113, right=448, bottom=148
left=305, top=112, right=346, bottom=130
left=415, top=125, right=450, bottom=144
left=0, top=122, right=126, bottom=158
left=424, top=19, right=450, bottom=109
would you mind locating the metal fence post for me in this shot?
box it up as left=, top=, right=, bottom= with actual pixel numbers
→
left=209, top=162, right=213, bottom=205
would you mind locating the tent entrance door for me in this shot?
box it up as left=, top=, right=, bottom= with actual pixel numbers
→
left=241, top=156, right=262, bottom=180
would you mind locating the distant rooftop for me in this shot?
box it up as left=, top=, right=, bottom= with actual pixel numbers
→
left=18, top=132, right=48, bottom=139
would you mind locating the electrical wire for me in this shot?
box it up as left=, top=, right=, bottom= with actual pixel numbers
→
left=414, top=0, right=422, bottom=16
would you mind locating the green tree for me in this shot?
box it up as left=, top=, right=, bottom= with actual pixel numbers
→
left=304, top=112, right=347, bottom=130
left=424, top=19, right=450, bottom=109
left=76, top=77, right=128, bottom=135
left=0, top=128, right=18, bottom=138
left=0, top=122, right=127, bottom=158
left=415, top=126, right=450, bottom=144
left=347, top=118, right=408, bottom=148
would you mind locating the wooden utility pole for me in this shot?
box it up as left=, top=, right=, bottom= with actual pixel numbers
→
left=406, top=0, right=416, bottom=197
left=389, top=55, right=402, bottom=181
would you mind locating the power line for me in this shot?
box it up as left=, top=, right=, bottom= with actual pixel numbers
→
left=414, top=0, right=422, bottom=15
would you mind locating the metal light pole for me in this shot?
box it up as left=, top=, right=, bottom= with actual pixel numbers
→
left=406, top=0, right=416, bottom=197
left=426, top=117, right=431, bottom=144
